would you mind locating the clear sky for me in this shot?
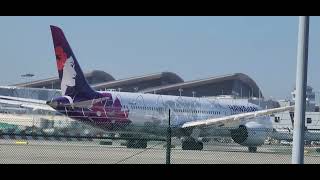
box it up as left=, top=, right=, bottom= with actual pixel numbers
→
left=0, top=16, right=319, bottom=100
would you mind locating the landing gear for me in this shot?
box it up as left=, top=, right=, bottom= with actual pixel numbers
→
left=126, top=140, right=147, bottom=149
left=182, top=138, right=203, bottom=150
left=248, top=146, right=257, bottom=153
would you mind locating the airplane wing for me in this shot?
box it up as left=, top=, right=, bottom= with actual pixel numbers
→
left=0, top=95, right=56, bottom=111
left=181, top=105, right=294, bottom=129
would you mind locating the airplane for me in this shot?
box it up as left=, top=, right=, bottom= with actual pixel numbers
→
left=0, top=25, right=295, bottom=152
left=41, top=25, right=297, bottom=152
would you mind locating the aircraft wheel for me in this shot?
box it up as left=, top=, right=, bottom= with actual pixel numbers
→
left=248, top=146, right=257, bottom=153
left=126, top=140, right=147, bottom=149
left=182, top=139, right=203, bottom=150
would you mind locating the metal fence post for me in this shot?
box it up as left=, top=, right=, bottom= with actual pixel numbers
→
left=166, top=109, right=171, bottom=164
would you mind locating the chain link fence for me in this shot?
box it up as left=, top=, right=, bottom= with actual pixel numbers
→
left=1, top=112, right=320, bottom=164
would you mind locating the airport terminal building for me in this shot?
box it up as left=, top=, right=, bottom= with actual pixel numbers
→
left=9, top=70, right=264, bottom=100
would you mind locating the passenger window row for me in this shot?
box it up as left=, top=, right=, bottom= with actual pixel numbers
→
left=127, top=105, right=220, bottom=115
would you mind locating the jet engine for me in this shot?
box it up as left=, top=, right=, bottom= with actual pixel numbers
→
left=230, top=121, right=270, bottom=147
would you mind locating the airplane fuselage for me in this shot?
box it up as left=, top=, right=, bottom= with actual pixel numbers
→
left=49, top=91, right=272, bottom=136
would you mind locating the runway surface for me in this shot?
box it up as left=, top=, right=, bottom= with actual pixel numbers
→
left=0, top=140, right=320, bottom=164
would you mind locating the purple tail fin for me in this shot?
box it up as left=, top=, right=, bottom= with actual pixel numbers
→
left=50, top=25, right=96, bottom=99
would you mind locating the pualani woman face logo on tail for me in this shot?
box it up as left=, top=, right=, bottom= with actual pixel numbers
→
left=55, top=46, right=77, bottom=96
left=62, top=56, right=76, bottom=95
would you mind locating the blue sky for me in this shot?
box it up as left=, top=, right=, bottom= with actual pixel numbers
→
left=0, top=16, right=319, bottom=99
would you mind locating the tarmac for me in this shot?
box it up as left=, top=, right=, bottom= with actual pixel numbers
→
left=0, top=139, right=320, bottom=164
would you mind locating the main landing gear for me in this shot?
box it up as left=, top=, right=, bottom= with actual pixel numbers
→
left=248, top=146, right=257, bottom=153
left=181, top=138, right=203, bottom=150
left=126, top=140, right=148, bottom=149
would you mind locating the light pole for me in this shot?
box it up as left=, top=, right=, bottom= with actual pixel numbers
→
left=21, top=73, right=34, bottom=98
left=259, top=89, right=261, bottom=107
left=192, top=91, right=196, bottom=98
left=292, top=16, right=309, bottom=164
left=178, top=88, right=183, bottom=97
left=251, top=87, right=254, bottom=98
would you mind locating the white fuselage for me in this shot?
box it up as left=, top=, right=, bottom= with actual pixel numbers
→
left=100, top=91, right=272, bottom=129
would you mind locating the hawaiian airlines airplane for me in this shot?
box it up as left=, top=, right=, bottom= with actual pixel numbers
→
left=42, top=25, right=296, bottom=152
left=0, top=25, right=295, bottom=152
